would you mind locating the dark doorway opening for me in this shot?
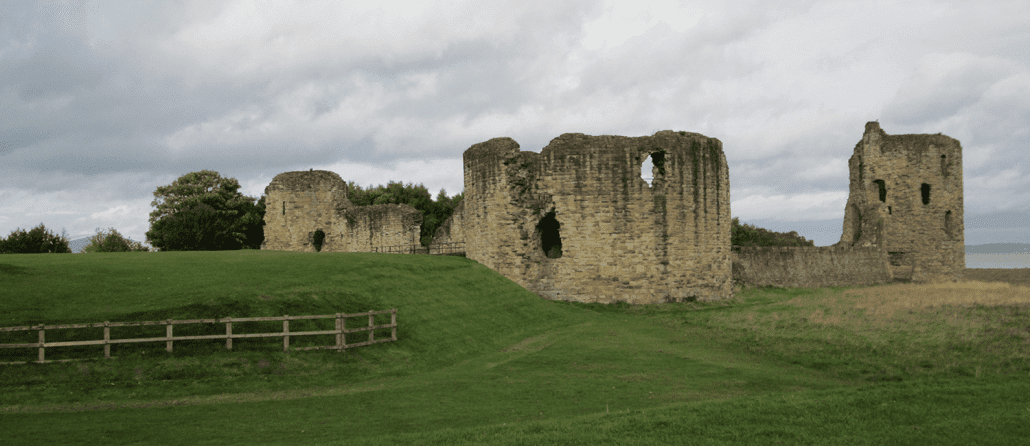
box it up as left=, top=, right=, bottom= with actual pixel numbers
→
left=312, top=229, right=326, bottom=252
left=536, top=212, right=563, bottom=259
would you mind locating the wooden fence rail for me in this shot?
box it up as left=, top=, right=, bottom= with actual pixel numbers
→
left=0, top=309, right=397, bottom=365
left=373, top=241, right=465, bottom=255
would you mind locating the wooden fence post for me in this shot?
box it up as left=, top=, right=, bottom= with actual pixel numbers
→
left=391, top=309, right=397, bottom=341
left=334, top=313, right=341, bottom=351
left=341, top=314, right=347, bottom=351
left=37, top=325, right=44, bottom=363
left=283, top=316, right=289, bottom=352
left=368, top=311, right=374, bottom=343
left=104, top=322, right=111, bottom=359
left=225, top=317, right=232, bottom=350
left=166, top=319, right=173, bottom=353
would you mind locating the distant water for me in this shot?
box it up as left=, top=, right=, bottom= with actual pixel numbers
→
left=966, top=253, right=1030, bottom=269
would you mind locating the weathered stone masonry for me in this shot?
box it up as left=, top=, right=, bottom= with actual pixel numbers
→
left=444, top=131, right=733, bottom=304
left=732, top=122, right=964, bottom=288
left=261, top=170, right=422, bottom=253
left=835, top=122, right=965, bottom=282
left=264, top=122, right=964, bottom=302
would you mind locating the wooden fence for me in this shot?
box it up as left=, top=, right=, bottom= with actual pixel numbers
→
left=374, top=241, right=465, bottom=256
left=0, top=309, right=397, bottom=365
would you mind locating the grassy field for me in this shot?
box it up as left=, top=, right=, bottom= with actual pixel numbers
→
left=0, top=250, right=1028, bottom=445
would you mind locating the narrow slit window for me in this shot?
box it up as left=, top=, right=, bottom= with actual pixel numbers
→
left=921, top=183, right=931, bottom=205
left=874, top=180, right=886, bottom=202
left=283, top=201, right=286, bottom=215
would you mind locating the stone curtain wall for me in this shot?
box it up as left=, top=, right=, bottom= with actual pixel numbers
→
left=333, top=204, right=423, bottom=252
left=461, top=131, right=733, bottom=304
left=835, top=122, right=965, bottom=283
left=732, top=245, right=891, bottom=288
left=429, top=200, right=465, bottom=248
left=261, top=170, right=422, bottom=253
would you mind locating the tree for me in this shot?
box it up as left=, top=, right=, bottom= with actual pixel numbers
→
left=82, top=228, right=152, bottom=253
left=0, top=223, right=72, bottom=254
left=346, top=181, right=463, bottom=247
left=147, top=203, right=240, bottom=251
left=145, top=170, right=263, bottom=251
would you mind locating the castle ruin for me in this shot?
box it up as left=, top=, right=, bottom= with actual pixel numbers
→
left=433, top=131, right=733, bottom=304
left=835, top=122, right=965, bottom=282
left=261, top=170, right=423, bottom=253
left=731, top=122, right=964, bottom=287
left=262, top=122, right=965, bottom=302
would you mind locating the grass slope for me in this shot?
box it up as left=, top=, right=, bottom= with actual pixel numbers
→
left=0, top=251, right=1028, bottom=445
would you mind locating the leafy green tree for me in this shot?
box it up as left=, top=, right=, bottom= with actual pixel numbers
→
left=731, top=217, right=815, bottom=247
left=82, top=228, right=151, bottom=253
left=346, top=181, right=463, bottom=246
left=147, top=203, right=240, bottom=251
left=0, top=223, right=72, bottom=254
left=145, top=170, right=263, bottom=251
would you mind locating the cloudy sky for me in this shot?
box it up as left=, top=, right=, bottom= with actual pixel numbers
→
left=1, top=0, right=1028, bottom=249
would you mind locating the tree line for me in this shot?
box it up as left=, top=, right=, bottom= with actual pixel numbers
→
left=0, top=170, right=464, bottom=254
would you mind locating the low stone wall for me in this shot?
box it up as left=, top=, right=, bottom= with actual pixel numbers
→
left=732, top=245, right=891, bottom=288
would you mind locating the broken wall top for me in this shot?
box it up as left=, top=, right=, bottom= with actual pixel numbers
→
left=265, top=170, right=348, bottom=195
left=859, top=122, right=962, bottom=159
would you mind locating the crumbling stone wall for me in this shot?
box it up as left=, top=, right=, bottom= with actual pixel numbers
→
left=732, top=245, right=890, bottom=288
left=450, top=130, right=733, bottom=304
left=834, top=122, right=965, bottom=282
left=429, top=200, right=465, bottom=249
left=261, top=170, right=421, bottom=253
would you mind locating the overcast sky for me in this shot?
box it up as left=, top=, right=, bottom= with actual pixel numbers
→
left=1, top=0, right=1028, bottom=249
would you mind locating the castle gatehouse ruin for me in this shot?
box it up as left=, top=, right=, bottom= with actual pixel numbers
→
left=262, top=122, right=965, bottom=302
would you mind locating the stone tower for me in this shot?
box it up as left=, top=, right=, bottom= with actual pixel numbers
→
left=835, top=122, right=965, bottom=282
left=262, top=170, right=349, bottom=252
left=451, top=130, right=733, bottom=304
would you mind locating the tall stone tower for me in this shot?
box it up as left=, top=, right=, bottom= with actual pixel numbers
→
left=835, top=122, right=965, bottom=282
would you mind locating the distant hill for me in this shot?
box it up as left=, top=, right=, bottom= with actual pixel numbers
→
left=66, top=236, right=150, bottom=253
left=965, top=243, right=1030, bottom=254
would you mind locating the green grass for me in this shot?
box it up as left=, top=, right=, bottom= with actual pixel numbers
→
left=0, top=250, right=1028, bottom=445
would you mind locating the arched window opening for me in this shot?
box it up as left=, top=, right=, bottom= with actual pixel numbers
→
left=874, top=180, right=886, bottom=202
left=536, top=211, right=563, bottom=259
left=944, top=210, right=954, bottom=240
left=921, top=183, right=931, bottom=205
left=640, top=155, right=654, bottom=187
left=312, top=229, right=326, bottom=252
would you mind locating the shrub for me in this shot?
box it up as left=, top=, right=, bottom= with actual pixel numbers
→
left=731, top=217, right=815, bottom=247
left=82, top=228, right=152, bottom=253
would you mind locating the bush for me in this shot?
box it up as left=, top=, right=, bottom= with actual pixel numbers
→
left=82, top=228, right=152, bottom=253
left=731, top=217, right=815, bottom=247
left=0, top=223, right=73, bottom=254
